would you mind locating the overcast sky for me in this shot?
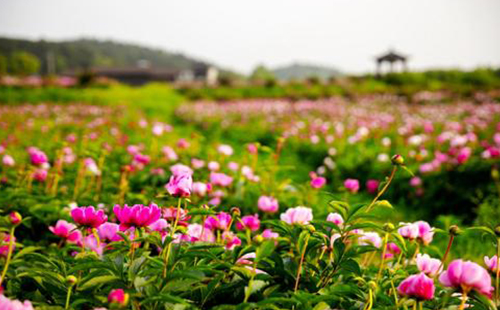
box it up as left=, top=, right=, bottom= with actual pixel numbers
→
left=0, top=0, right=499, bottom=74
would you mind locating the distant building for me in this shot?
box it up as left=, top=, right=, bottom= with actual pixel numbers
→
left=375, top=50, right=408, bottom=75
left=67, top=63, right=219, bottom=86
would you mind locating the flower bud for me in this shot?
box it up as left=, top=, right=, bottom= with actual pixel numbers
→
left=230, top=207, right=241, bottom=217
left=391, top=154, right=404, bottom=166
left=306, top=225, right=316, bottom=233
left=492, top=168, right=500, bottom=181
left=254, top=234, right=264, bottom=244
left=9, top=212, right=22, bottom=225
left=374, top=200, right=393, bottom=209
left=449, top=225, right=461, bottom=236
left=66, top=275, right=78, bottom=286
left=108, top=289, right=129, bottom=307
left=368, top=280, right=378, bottom=291
left=383, top=223, right=395, bottom=232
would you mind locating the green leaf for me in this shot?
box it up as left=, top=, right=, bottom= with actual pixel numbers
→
left=78, top=275, right=120, bottom=291
left=256, top=240, right=275, bottom=262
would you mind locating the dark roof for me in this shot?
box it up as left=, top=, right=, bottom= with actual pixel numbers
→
left=376, top=50, right=407, bottom=62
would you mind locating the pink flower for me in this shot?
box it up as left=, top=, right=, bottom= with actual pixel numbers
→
left=0, top=294, right=34, bottom=310
left=108, top=289, right=129, bottom=306
left=439, top=259, right=494, bottom=298
left=97, top=222, right=122, bottom=242
left=184, top=224, right=215, bottom=243
left=358, top=232, right=382, bottom=248
left=398, top=222, right=420, bottom=240
left=82, top=235, right=105, bottom=256
left=113, top=204, right=161, bottom=230
left=208, top=161, right=220, bottom=171
left=170, top=164, right=193, bottom=176
left=484, top=255, right=500, bottom=273
left=222, top=231, right=241, bottom=250
left=191, top=158, right=205, bottom=169
left=29, top=148, right=48, bottom=166
left=415, top=221, right=434, bottom=245
left=49, top=220, right=81, bottom=243
left=247, top=143, right=258, bottom=154
left=71, top=206, right=108, bottom=228
left=0, top=234, right=15, bottom=257
left=326, top=212, right=344, bottom=227
left=310, top=172, right=326, bottom=189
left=205, top=212, right=232, bottom=230
left=258, top=196, right=279, bottom=213
left=166, top=173, right=193, bottom=197
left=148, top=219, right=169, bottom=233
left=416, top=254, right=443, bottom=276
left=262, top=229, right=279, bottom=240
left=344, top=178, right=360, bottom=193
left=384, top=242, right=401, bottom=259
left=2, top=155, right=15, bottom=167
left=236, top=214, right=260, bottom=231
left=210, top=172, right=233, bottom=187
left=398, top=272, right=435, bottom=300
left=410, top=177, right=422, bottom=187
left=366, top=179, right=379, bottom=194
left=218, top=144, right=233, bottom=156
left=177, top=138, right=190, bottom=149
left=192, top=182, right=210, bottom=197
left=32, top=168, right=48, bottom=182
left=456, top=147, right=471, bottom=164
left=163, top=207, right=190, bottom=224
left=162, top=146, right=178, bottom=161
left=280, top=207, right=313, bottom=225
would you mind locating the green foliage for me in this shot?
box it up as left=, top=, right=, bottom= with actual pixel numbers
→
left=8, top=51, right=40, bottom=76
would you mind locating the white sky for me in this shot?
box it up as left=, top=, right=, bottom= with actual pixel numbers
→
left=0, top=0, right=499, bottom=74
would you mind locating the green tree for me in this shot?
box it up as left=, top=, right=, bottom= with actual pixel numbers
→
left=0, top=54, right=7, bottom=76
left=9, top=51, right=40, bottom=76
left=250, top=65, right=275, bottom=84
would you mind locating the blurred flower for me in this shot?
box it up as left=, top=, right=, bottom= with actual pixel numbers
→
left=280, top=207, right=313, bottom=225
left=358, top=232, right=382, bottom=248
left=258, top=196, right=279, bottom=213
left=108, top=289, right=129, bottom=307
left=218, top=144, right=233, bottom=156
left=205, top=212, right=232, bottom=231
left=326, top=212, right=344, bottom=227
left=192, top=182, right=211, bottom=197
left=484, top=255, right=500, bottom=273
left=166, top=173, right=193, bottom=197
left=309, top=172, right=326, bottom=189
left=344, top=178, right=360, bottom=193
left=384, top=242, right=401, bottom=259
left=366, top=179, right=379, bottom=194
left=0, top=234, right=15, bottom=257
left=0, top=294, right=34, bottom=310
left=210, top=172, right=233, bottom=187
left=2, top=155, right=15, bottom=167
left=222, top=231, right=241, bottom=250
left=398, top=222, right=419, bottom=240
left=32, top=168, right=48, bottom=182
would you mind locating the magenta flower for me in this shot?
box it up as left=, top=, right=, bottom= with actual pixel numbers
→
left=484, top=255, right=500, bottom=273
left=113, top=204, right=162, bottom=230
left=108, top=288, right=129, bottom=306
left=384, top=242, right=401, bottom=259
left=398, top=272, right=435, bottom=300
left=29, top=148, right=48, bottom=166
left=280, top=207, right=313, bottom=225
left=439, top=259, right=494, bottom=298
left=236, top=214, right=260, bottom=232
left=71, top=206, right=108, bottom=228
left=32, top=169, right=48, bottom=182
left=410, top=177, right=422, bottom=187
left=247, top=143, right=258, bottom=154
left=366, top=179, right=379, bottom=194
left=258, top=196, right=279, bottom=213
left=416, top=254, right=442, bottom=277
left=310, top=173, right=326, bottom=189
left=49, top=220, right=81, bottom=243
left=205, top=212, right=232, bottom=231
left=326, top=212, right=344, bottom=227
left=222, top=231, right=241, bottom=250
left=165, top=173, right=193, bottom=197
left=0, top=294, right=34, bottom=310
left=344, top=178, right=360, bottom=193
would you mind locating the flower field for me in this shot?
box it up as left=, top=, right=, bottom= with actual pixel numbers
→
left=1, top=86, right=500, bottom=309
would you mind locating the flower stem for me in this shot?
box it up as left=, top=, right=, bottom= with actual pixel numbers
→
left=163, top=198, right=182, bottom=278
left=436, top=234, right=454, bottom=278
left=458, top=292, right=468, bottom=310
left=0, top=226, right=15, bottom=287
left=65, top=286, right=73, bottom=309
left=377, top=232, right=389, bottom=280
left=496, top=238, right=500, bottom=303
left=294, top=233, right=310, bottom=293
left=366, top=166, right=397, bottom=212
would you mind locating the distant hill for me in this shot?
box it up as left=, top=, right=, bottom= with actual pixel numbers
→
left=272, top=63, right=342, bottom=81
left=0, top=37, right=212, bottom=75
